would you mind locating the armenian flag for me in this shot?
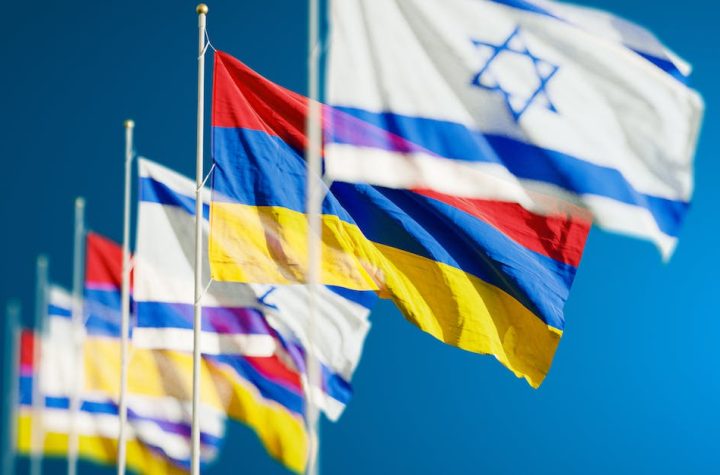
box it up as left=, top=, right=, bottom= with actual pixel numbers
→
left=16, top=286, right=222, bottom=473
left=208, top=51, right=591, bottom=387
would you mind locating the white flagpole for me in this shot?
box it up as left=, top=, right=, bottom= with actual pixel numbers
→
left=30, top=256, right=48, bottom=475
left=68, top=197, right=86, bottom=475
left=191, top=4, right=208, bottom=475
left=305, top=0, right=322, bottom=473
left=117, top=119, right=134, bottom=475
left=4, top=300, right=21, bottom=475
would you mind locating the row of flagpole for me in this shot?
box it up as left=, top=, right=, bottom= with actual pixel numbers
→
left=118, top=3, right=325, bottom=475
left=16, top=3, right=325, bottom=474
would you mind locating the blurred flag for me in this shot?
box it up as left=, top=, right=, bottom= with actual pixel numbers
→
left=326, top=0, right=703, bottom=259
left=16, top=286, right=220, bottom=473
left=84, top=232, right=125, bottom=337
left=135, top=158, right=375, bottom=417
left=82, top=234, right=225, bottom=470
left=134, top=159, right=374, bottom=470
left=208, top=51, right=589, bottom=386
left=133, top=159, right=277, bottom=356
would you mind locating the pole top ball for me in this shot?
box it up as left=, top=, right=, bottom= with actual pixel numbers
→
left=196, top=4, right=208, bottom=15
left=124, top=119, right=135, bottom=129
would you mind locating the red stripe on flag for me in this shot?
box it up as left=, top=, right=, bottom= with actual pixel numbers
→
left=19, top=330, right=35, bottom=367
left=212, top=51, right=308, bottom=151
left=413, top=188, right=591, bottom=267
left=244, top=355, right=303, bottom=395
left=85, top=232, right=132, bottom=289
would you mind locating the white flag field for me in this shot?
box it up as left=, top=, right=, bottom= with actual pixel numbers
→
left=326, top=0, right=703, bottom=258
left=133, top=158, right=376, bottom=419
left=34, top=285, right=223, bottom=469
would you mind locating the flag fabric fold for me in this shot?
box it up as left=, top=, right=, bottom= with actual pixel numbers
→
left=208, top=50, right=591, bottom=387
left=326, top=0, right=702, bottom=258
left=16, top=285, right=222, bottom=473
left=135, top=158, right=375, bottom=470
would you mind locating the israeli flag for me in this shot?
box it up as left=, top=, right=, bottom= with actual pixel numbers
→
left=37, top=286, right=224, bottom=468
left=326, top=0, right=703, bottom=258
left=134, top=159, right=375, bottom=418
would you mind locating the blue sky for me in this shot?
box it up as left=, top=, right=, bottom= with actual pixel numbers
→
left=1, top=1, right=718, bottom=473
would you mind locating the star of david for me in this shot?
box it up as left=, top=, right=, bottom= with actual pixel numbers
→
left=470, top=27, right=559, bottom=121
left=257, top=286, right=279, bottom=310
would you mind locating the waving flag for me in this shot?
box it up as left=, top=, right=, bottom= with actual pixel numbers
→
left=81, top=235, right=227, bottom=470
left=84, top=232, right=124, bottom=337
left=136, top=159, right=374, bottom=470
left=84, top=337, right=310, bottom=473
left=208, top=51, right=589, bottom=386
left=326, top=0, right=703, bottom=258
left=16, top=286, right=221, bottom=473
left=136, top=158, right=374, bottom=414
left=134, top=159, right=276, bottom=356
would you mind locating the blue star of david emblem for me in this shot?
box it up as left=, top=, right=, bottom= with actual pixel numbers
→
left=257, top=286, right=279, bottom=310
left=470, top=27, right=559, bottom=121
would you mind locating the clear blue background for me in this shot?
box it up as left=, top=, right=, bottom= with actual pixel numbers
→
left=1, top=1, right=717, bottom=473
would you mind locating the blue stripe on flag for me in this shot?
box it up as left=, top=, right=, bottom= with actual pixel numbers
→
left=136, top=301, right=272, bottom=335
left=486, top=0, right=689, bottom=82
left=212, top=127, right=356, bottom=223
left=48, top=304, right=72, bottom=318
left=83, top=288, right=123, bottom=337
left=332, top=182, right=574, bottom=330
left=329, top=107, right=689, bottom=237
left=19, top=375, right=32, bottom=406
left=140, top=176, right=210, bottom=220
left=325, top=286, right=378, bottom=311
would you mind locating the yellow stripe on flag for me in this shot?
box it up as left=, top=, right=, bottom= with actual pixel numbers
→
left=16, top=413, right=186, bottom=474
left=208, top=203, right=561, bottom=386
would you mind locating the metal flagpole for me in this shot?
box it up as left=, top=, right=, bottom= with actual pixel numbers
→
left=30, top=256, right=48, bottom=475
left=304, top=0, right=323, bottom=473
left=117, top=119, right=134, bottom=475
left=4, top=300, right=21, bottom=475
left=191, top=4, right=208, bottom=475
left=68, top=197, right=86, bottom=475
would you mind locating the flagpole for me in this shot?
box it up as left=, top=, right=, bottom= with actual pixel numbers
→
left=4, top=300, right=21, bottom=475
left=192, top=4, right=208, bottom=475
left=305, top=0, right=322, bottom=473
left=117, top=119, right=134, bottom=475
left=30, top=256, right=48, bottom=475
left=68, top=197, right=86, bottom=475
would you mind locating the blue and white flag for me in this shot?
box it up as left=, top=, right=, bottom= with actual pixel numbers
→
left=35, top=285, right=224, bottom=471
left=326, top=0, right=703, bottom=258
left=134, top=159, right=376, bottom=419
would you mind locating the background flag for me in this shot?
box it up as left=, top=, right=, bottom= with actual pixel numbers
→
left=16, top=285, right=222, bottom=473
left=136, top=158, right=375, bottom=417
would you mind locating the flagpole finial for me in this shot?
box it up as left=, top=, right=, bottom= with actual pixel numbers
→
left=196, top=4, right=208, bottom=15
left=123, top=119, right=135, bottom=129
